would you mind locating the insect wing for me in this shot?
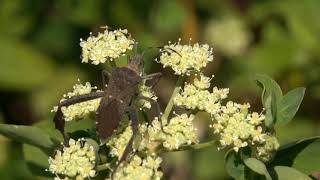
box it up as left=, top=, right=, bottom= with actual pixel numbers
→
left=96, top=97, right=122, bottom=140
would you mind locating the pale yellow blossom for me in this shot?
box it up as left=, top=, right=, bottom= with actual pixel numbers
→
left=80, top=28, right=135, bottom=65
left=48, top=139, right=96, bottom=179
left=156, top=40, right=213, bottom=75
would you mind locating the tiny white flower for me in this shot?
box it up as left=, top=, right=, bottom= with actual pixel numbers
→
left=80, top=28, right=135, bottom=65
left=157, top=40, right=213, bottom=75
left=52, top=80, right=101, bottom=121
left=48, top=139, right=96, bottom=179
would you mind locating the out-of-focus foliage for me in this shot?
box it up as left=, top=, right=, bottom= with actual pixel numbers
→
left=0, top=0, right=319, bottom=179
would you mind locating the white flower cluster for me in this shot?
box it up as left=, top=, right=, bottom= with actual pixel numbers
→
left=138, top=84, right=158, bottom=109
left=211, top=102, right=267, bottom=152
left=80, top=28, right=135, bottom=65
left=174, top=74, right=229, bottom=114
left=143, top=114, right=198, bottom=151
left=156, top=40, right=213, bottom=75
left=106, top=114, right=198, bottom=159
left=113, top=155, right=163, bottom=180
left=52, top=80, right=101, bottom=122
left=204, top=17, right=251, bottom=57
left=48, top=139, right=96, bottom=179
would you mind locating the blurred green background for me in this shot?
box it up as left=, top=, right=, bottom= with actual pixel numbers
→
left=0, top=0, right=319, bottom=179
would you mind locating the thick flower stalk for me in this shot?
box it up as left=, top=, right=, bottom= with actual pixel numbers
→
left=52, top=80, right=101, bottom=121
left=48, top=139, right=96, bottom=179
left=156, top=40, right=213, bottom=75
left=80, top=28, right=135, bottom=65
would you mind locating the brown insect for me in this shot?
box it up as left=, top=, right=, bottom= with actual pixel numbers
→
left=53, top=54, right=161, bottom=164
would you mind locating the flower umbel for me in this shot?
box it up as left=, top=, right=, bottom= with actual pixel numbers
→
left=156, top=40, right=213, bottom=75
left=48, top=139, right=96, bottom=179
left=211, top=101, right=267, bottom=152
left=80, top=28, right=135, bottom=65
left=52, top=80, right=101, bottom=122
left=174, top=75, right=228, bottom=114
left=112, top=155, right=163, bottom=180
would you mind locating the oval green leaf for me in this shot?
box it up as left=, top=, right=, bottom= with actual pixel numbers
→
left=244, top=158, right=272, bottom=180
left=0, top=124, right=55, bottom=152
left=224, top=150, right=246, bottom=179
left=255, top=74, right=283, bottom=106
left=277, top=87, right=305, bottom=126
left=293, top=139, right=320, bottom=175
left=274, top=166, right=311, bottom=180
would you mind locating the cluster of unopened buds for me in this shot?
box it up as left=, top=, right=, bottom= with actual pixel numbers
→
left=48, top=26, right=278, bottom=179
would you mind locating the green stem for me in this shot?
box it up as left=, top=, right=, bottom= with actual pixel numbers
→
left=161, top=140, right=217, bottom=153
left=162, top=76, right=185, bottom=122
left=96, top=158, right=117, bottom=171
left=96, top=163, right=110, bottom=171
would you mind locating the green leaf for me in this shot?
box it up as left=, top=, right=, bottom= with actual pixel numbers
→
left=65, top=116, right=95, bottom=133
left=244, top=158, right=272, bottom=180
left=274, top=166, right=311, bottom=180
left=293, top=139, right=320, bottom=175
left=34, top=120, right=63, bottom=142
left=277, top=87, right=305, bottom=126
left=224, top=150, right=246, bottom=179
left=255, top=74, right=282, bottom=106
left=23, top=144, right=53, bottom=178
left=264, top=92, right=277, bottom=128
left=0, top=124, right=56, bottom=152
left=271, top=136, right=320, bottom=167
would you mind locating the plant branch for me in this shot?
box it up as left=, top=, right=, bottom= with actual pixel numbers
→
left=161, top=140, right=217, bottom=153
left=162, top=76, right=185, bottom=122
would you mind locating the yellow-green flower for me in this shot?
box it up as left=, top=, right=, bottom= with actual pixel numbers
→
left=80, top=28, right=135, bottom=65
left=112, top=155, right=163, bottom=180
left=156, top=40, right=213, bottom=75
left=48, top=139, right=96, bottom=179
left=52, top=80, right=101, bottom=122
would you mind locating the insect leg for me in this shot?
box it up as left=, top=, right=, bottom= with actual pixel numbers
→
left=112, top=106, right=139, bottom=178
left=141, top=72, right=162, bottom=81
left=137, top=96, right=169, bottom=134
left=142, top=72, right=162, bottom=88
left=54, top=91, right=105, bottom=140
